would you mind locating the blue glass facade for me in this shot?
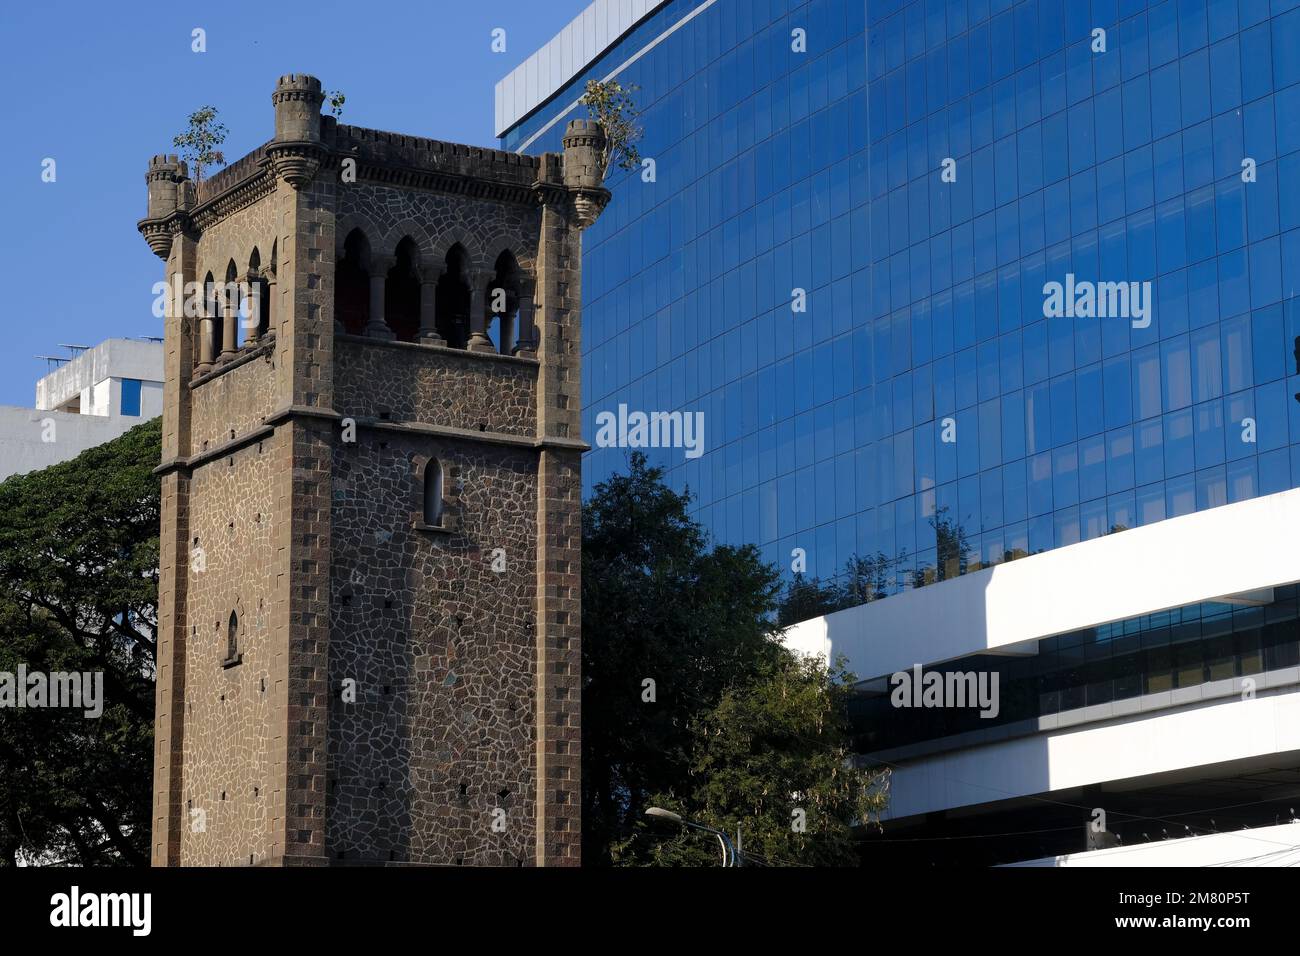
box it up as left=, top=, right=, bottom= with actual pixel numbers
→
left=504, top=0, right=1300, bottom=592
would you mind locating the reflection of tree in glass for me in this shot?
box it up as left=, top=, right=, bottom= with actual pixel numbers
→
left=778, top=508, right=994, bottom=625
left=778, top=551, right=906, bottom=626
left=931, top=506, right=970, bottom=582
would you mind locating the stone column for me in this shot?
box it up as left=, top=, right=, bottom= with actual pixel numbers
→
left=221, top=287, right=238, bottom=360
left=467, top=277, right=495, bottom=353
left=238, top=272, right=259, bottom=344
left=417, top=274, right=444, bottom=345
left=260, top=273, right=276, bottom=341
left=366, top=257, right=395, bottom=340
left=197, top=313, right=215, bottom=375
left=515, top=292, right=536, bottom=358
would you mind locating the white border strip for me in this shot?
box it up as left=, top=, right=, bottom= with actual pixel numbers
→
left=783, top=486, right=1300, bottom=681
left=504, top=0, right=719, bottom=149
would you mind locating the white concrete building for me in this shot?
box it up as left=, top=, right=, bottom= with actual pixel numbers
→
left=784, top=489, right=1300, bottom=866
left=0, top=339, right=163, bottom=482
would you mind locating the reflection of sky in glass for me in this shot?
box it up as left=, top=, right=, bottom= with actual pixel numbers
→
left=505, top=0, right=1300, bottom=593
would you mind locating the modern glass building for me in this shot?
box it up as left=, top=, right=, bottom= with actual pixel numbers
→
left=501, top=0, right=1300, bottom=593
left=501, top=1, right=1300, bottom=863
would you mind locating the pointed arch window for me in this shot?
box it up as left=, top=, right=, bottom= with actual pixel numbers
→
left=223, top=610, right=242, bottom=667
left=335, top=228, right=372, bottom=335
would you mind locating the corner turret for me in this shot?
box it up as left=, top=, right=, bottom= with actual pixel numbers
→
left=561, top=119, right=610, bottom=229
left=272, top=73, right=324, bottom=142
left=140, top=154, right=192, bottom=258
left=268, top=73, right=326, bottom=188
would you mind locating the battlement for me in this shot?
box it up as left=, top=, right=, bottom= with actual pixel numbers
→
left=195, top=142, right=272, bottom=204
left=331, top=122, right=544, bottom=187
left=149, top=73, right=597, bottom=229
left=273, top=73, right=322, bottom=96
left=147, top=153, right=188, bottom=180
left=561, top=118, right=605, bottom=146
left=188, top=125, right=549, bottom=210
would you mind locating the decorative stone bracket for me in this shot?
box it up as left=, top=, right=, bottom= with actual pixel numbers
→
left=266, top=141, right=327, bottom=190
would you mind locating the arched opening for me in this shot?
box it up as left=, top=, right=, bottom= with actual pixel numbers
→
left=335, top=228, right=371, bottom=335
left=486, top=250, right=522, bottom=355
left=261, top=240, right=276, bottom=339
left=245, top=247, right=263, bottom=346
left=199, top=271, right=217, bottom=370
left=385, top=237, right=421, bottom=342
left=435, top=244, right=471, bottom=349
left=221, top=259, right=238, bottom=358
left=423, top=460, right=444, bottom=527
left=226, top=610, right=239, bottom=661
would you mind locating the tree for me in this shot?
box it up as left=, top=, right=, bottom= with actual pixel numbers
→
left=583, top=454, right=887, bottom=865
left=579, top=79, right=644, bottom=174
left=326, top=90, right=346, bottom=118
left=620, top=654, right=889, bottom=867
left=172, top=105, right=228, bottom=182
left=0, top=418, right=160, bottom=865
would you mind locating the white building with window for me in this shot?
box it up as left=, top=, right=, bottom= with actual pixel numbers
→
left=784, top=489, right=1300, bottom=866
left=0, top=338, right=163, bottom=482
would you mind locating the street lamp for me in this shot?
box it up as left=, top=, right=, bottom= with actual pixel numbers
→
left=644, top=807, right=738, bottom=867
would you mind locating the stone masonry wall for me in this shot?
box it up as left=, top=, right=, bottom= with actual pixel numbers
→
left=197, top=189, right=278, bottom=291
left=328, top=430, right=538, bottom=865
left=178, top=429, right=284, bottom=866
left=189, top=351, right=278, bottom=452
left=334, top=339, right=537, bottom=437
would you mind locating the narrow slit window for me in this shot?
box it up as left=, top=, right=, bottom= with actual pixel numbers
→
left=227, top=611, right=239, bottom=661
left=424, top=460, right=444, bottom=527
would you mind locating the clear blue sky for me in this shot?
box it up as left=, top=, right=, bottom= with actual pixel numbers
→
left=0, top=0, right=590, bottom=406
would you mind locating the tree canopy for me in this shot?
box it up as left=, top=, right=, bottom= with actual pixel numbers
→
left=0, top=431, right=889, bottom=867
left=0, top=417, right=160, bottom=866
left=583, top=453, right=887, bottom=865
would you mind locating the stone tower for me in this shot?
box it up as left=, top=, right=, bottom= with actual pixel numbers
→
left=139, top=74, right=608, bottom=866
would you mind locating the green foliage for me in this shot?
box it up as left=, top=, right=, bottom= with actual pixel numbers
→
left=579, top=79, right=644, bottom=174
left=619, top=654, right=889, bottom=867
left=583, top=453, right=886, bottom=866
left=172, top=105, right=228, bottom=182
left=326, top=90, right=346, bottom=118
left=0, top=418, right=161, bottom=866
left=0, top=426, right=891, bottom=868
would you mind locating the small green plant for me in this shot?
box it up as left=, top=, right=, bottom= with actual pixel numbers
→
left=579, top=79, right=643, bottom=175
left=172, top=105, right=228, bottom=183
left=326, top=90, right=346, bottom=118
